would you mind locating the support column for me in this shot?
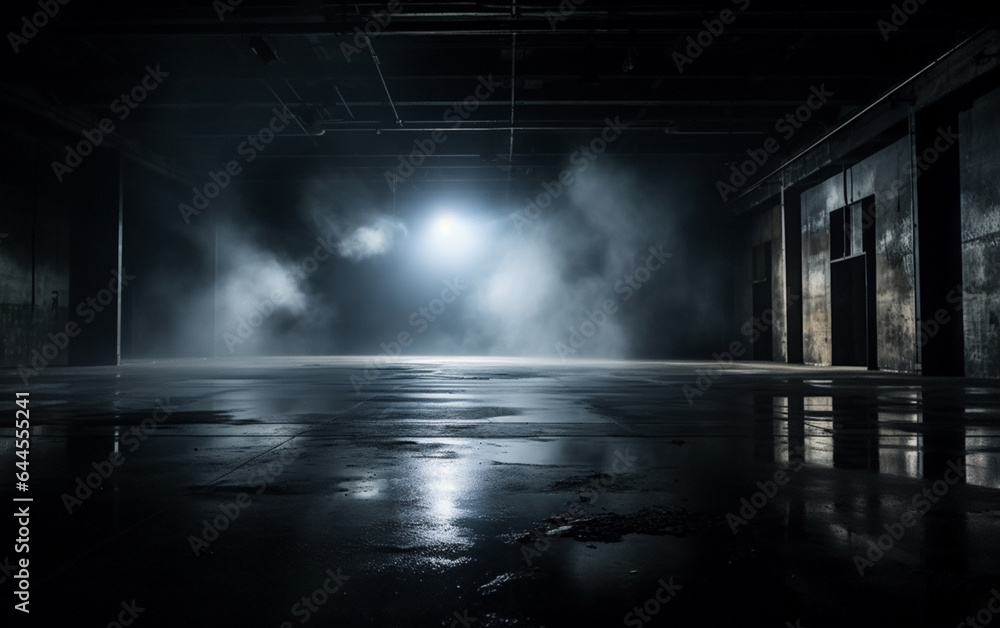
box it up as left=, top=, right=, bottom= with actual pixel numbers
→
left=782, top=186, right=803, bottom=363
left=915, top=104, right=964, bottom=376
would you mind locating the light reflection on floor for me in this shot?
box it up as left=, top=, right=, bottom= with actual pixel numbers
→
left=4, top=356, right=1000, bottom=627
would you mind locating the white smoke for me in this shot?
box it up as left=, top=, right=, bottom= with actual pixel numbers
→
left=301, top=179, right=407, bottom=262
left=335, top=215, right=407, bottom=261
left=454, top=163, right=672, bottom=360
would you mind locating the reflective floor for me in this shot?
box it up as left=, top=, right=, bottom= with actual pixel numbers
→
left=3, top=357, right=1000, bottom=627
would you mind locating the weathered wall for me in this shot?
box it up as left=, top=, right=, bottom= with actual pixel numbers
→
left=800, top=175, right=841, bottom=365
left=960, top=88, right=1000, bottom=378
left=0, top=120, right=122, bottom=371
left=783, top=190, right=804, bottom=363
left=741, top=29, right=998, bottom=376
left=798, top=138, right=917, bottom=370
left=0, top=130, right=72, bottom=369
left=850, top=138, right=917, bottom=373
left=755, top=205, right=786, bottom=361
left=735, top=204, right=787, bottom=361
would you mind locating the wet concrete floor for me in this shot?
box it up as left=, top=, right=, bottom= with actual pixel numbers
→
left=2, top=357, right=1000, bottom=627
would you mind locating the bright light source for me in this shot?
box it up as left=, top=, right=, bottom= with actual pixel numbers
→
left=422, top=211, right=483, bottom=265
left=432, top=213, right=460, bottom=238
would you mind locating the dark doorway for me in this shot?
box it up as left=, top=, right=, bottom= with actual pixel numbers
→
left=752, top=241, right=773, bottom=360
left=831, top=256, right=867, bottom=365
left=830, top=201, right=877, bottom=367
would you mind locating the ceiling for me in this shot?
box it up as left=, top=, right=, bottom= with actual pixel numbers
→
left=1, top=0, right=993, bottom=203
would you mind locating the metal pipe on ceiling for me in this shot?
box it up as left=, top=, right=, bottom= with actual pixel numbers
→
left=165, top=126, right=765, bottom=136
left=333, top=85, right=355, bottom=120
left=262, top=80, right=317, bottom=144
left=364, top=35, right=403, bottom=127
left=79, top=100, right=833, bottom=108
left=63, top=18, right=953, bottom=37
left=505, top=0, right=517, bottom=202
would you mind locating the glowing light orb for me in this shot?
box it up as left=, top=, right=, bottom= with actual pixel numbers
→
left=423, top=211, right=482, bottom=264
left=432, top=213, right=460, bottom=238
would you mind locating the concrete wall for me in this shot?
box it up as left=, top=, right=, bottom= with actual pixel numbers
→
left=0, top=122, right=122, bottom=372
left=0, top=131, right=72, bottom=369
left=737, top=31, right=999, bottom=377
left=850, top=138, right=918, bottom=373
left=797, top=138, right=917, bottom=370
left=960, top=88, right=1000, bottom=378
left=763, top=98, right=1000, bottom=376
left=757, top=205, right=786, bottom=361
left=800, top=175, right=840, bottom=365
left=734, top=204, right=788, bottom=361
